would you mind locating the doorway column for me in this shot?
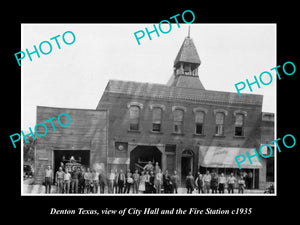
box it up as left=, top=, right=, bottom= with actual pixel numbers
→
left=156, top=145, right=166, bottom=172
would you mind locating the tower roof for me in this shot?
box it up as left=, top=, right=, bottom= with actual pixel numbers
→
left=168, top=34, right=204, bottom=90
left=173, top=36, right=201, bottom=67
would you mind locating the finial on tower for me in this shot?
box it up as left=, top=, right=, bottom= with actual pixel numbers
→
left=188, top=25, right=190, bottom=38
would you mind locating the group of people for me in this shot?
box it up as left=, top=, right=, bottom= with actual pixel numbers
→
left=186, top=170, right=251, bottom=194
left=44, top=161, right=180, bottom=194
left=44, top=163, right=252, bottom=194
left=45, top=165, right=107, bottom=194
left=107, top=161, right=180, bottom=194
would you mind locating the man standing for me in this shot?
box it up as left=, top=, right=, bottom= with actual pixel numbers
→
left=238, top=175, right=245, bottom=194
left=84, top=168, right=92, bottom=194
left=227, top=173, right=236, bottom=194
left=78, top=167, right=85, bottom=194
left=163, top=170, right=171, bottom=193
left=55, top=167, right=65, bottom=193
left=144, top=171, right=150, bottom=193
left=211, top=171, right=219, bottom=194
left=132, top=169, right=140, bottom=194
left=63, top=168, right=71, bottom=194
left=124, top=169, right=133, bottom=194
left=154, top=162, right=160, bottom=173
left=113, top=169, right=118, bottom=194
left=186, top=171, right=194, bottom=194
left=92, top=169, right=99, bottom=194
left=218, top=173, right=226, bottom=194
left=45, top=165, right=53, bottom=194
left=149, top=170, right=156, bottom=193
left=117, top=169, right=125, bottom=193
left=71, top=167, right=79, bottom=193
left=203, top=170, right=211, bottom=194
left=195, top=172, right=204, bottom=194
left=171, top=171, right=180, bottom=194
left=108, top=169, right=115, bottom=194
left=155, top=169, right=163, bottom=193
left=99, top=171, right=107, bottom=194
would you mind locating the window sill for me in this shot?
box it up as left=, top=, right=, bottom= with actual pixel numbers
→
left=193, top=133, right=206, bottom=137
left=149, top=130, right=164, bottom=134
left=233, top=135, right=246, bottom=139
left=127, top=129, right=141, bottom=133
left=213, top=134, right=226, bottom=138
left=171, top=132, right=185, bottom=136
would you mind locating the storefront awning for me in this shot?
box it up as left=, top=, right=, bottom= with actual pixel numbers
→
left=199, top=146, right=262, bottom=169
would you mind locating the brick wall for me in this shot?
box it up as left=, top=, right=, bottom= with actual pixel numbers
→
left=97, top=90, right=263, bottom=179
left=34, top=106, right=108, bottom=183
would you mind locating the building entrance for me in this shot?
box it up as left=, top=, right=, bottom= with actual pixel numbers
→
left=53, top=150, right=90, bottom=173
left=130, top=146, right=162, bottom=172
left=181, top=150, right=194, bottom=181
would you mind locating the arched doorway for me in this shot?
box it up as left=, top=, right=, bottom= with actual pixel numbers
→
left=181, top=149, right=194, bottom=180
left=130, top=145, right=162, bottom=172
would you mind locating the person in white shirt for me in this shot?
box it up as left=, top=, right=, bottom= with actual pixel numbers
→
left=108, top=169, right=115, bottom=194
left=92, top=169, right=99, bottom=194
left=84, top=168, right=92, bottom=193
left=63, top=168, right=71, bottom=193
left=218, top=173, right=226, bottom=194
left=155, top=169, right=163, bottom=193
left=132, top=170, right=140, bottom=194
left=44, top=165, right=53, bottom=194
left=227, top=173, right=236, bottom=194
left=202, top=170, right=211, bottom=193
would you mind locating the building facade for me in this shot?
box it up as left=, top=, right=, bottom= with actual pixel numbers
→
left=34, top=34, right=274, bottom=189
left=34, top=107, right=108, bottom=184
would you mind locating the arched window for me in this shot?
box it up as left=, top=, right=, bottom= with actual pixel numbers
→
left=152, top=107, right=162, bottom=132
left=173, top=109, right=184, bottom=133
left=235, top=113, right=244, bottom=136
left=129, top=105, right=140, bottom=131
left=195, top=111, right=205, bottom=134
left=215, top=112, right=225, bottom=136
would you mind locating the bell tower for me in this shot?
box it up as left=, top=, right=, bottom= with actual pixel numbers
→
left=167, top=28, right=205, bottom=90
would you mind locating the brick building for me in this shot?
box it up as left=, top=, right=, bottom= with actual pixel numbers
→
left=34, top=107, right=108, bottom=184
left=34, top=34, right=274, bottom=189
left=96, top=34, right=273, bottom=188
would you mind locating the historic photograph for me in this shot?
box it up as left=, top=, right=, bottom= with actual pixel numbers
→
left=21, top=24, right=276, bottom=195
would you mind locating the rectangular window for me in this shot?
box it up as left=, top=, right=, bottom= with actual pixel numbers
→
left=196, top=124, right=203, bottom=134
left=152, top=123, right=161, bottom=132
left=173, top=109, right=184, bottom=133
left=129, top=106, right=140, bottom=131
left=152, top=107, right=162, bottom=132
left=215, top=112, right=224, bottom=135
left=235, top=114, right=244, bottom=136
left=235, top=127, right=243, bottom=136
left=195, top=111, right=204, bottom=134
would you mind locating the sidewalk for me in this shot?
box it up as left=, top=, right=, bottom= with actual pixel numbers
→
left=23, top=180, right=265, bottom=195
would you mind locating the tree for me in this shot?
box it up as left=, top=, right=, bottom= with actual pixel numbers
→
left=23, top=135, right=35, bottom=162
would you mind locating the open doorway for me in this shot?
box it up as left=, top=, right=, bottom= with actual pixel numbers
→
left=130, top=146, right=162, bottom=172
left=53, top=150, right=90, bottom=174
left=181, top=150, right=194, bottom=181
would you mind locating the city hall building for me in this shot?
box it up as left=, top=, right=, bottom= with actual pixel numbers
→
left=34, top=34, right=274, bottom=189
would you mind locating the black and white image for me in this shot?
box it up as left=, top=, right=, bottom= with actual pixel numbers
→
left=21, top=24, right=276, bottom=195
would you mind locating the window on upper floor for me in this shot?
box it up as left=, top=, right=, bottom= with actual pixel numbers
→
left=152, top=107, right=162, bottom=132
left=234, top=113, right=244, bottom=136
left=195, top=111, right=205, bottom=135
left=173, top=109, right=184, bottom=133
left=129, top=105, right=140, bottom=131
left=215, top=112, right=225, bottom=136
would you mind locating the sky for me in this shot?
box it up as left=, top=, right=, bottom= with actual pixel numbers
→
left=22, top=23, right=276, bottom=130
